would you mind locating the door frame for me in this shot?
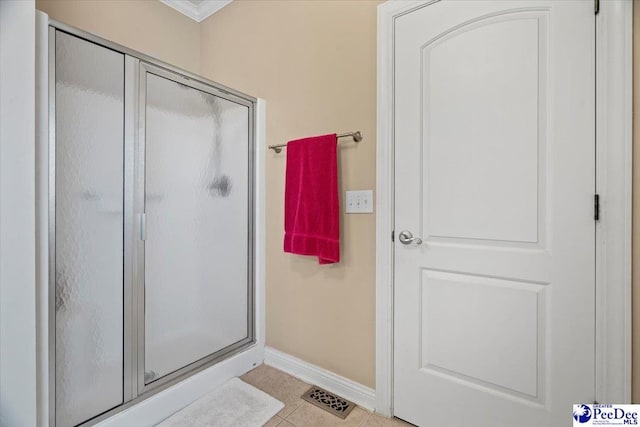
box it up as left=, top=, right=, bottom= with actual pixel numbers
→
left=375, top=0, right=633, bottom=417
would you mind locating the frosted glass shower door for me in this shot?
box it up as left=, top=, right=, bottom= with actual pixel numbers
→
left=141, top=66, right=253, bottom=386
left=54, top=31, right=124, bottom=426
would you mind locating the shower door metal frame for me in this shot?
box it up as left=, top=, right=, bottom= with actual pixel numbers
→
left=48, top=20, right=257, bottom=426
left=47, top=25, right=56, bottom=427
left=135, top=61, right=256, bottom=395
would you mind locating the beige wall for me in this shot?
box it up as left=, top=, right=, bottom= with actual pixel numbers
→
left=200, top=0, right=380, bottom=388
left=36, top=0, right=200, bottom=73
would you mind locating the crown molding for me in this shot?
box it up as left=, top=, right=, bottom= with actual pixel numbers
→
left=159, top=0, right=233, bottom=23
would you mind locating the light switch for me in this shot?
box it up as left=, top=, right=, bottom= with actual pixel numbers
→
left=345, top=190, right=374, bottom=214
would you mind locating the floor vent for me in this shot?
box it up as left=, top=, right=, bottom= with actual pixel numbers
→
left=301, top=386, right=356, bottom=419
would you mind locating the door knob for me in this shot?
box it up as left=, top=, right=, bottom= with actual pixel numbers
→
left=398, top=230, right=422, bottom=245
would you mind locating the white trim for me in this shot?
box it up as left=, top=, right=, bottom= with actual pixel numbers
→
left=595, top=0, right=633, bottom=404
left=376, top=0, right=425, bottom=417
left=0, top=1, right=38, bottom=425
left=255, top=99, right=267, bottom=363
left=376, top=0, right=633, bottom=416
left=158, top=0, right=233, bottom=23
left=264, top=347, right=376, bottom=411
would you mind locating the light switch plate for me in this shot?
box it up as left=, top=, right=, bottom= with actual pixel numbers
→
left=345, top=190, right=374, bottom=214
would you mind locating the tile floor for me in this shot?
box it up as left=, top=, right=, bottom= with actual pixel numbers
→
left=240, top=364, right=414, bottom=427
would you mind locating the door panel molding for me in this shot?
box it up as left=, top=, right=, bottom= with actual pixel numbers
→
left=375, top=0, right=632, bottom=417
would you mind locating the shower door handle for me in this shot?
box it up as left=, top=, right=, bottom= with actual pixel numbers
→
left=138, top=213, right=146, bottom=241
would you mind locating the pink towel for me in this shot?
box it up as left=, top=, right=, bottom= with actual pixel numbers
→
left=284, top=134, right=340, bottom=264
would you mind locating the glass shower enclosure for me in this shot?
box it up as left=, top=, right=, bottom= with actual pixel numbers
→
left=51, top=26, right=255, bottom=427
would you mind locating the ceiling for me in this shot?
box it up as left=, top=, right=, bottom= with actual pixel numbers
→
left=159, top=0, right=233, bottom=22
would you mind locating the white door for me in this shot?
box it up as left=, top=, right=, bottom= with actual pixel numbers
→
left=393, top=2, right=595, bottom=426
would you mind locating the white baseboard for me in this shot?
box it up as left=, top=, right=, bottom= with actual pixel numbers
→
left=264, top=346, right=375, bottom=411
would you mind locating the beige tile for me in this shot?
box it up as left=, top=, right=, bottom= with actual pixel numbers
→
left=241, top=364, right=310, bottom=417
left=276, top=403, right=304, bottom=418
left=263, top=415, right=283, bottom=427
left=360, top=413, right=416, bottom=427
left=277, top=420, right=296, bottom=426
left=285, top=401, right=369, bottom=427
left=240, top=364, right=275, bottom=386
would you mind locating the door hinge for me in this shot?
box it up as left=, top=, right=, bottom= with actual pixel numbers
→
left=391, top=230, right=395, bottom=242
left=594, top=0, right=599, bottom=15
left=594, top=194, right=600, bottom=221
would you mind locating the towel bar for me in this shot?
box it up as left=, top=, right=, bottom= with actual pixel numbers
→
left=268, top=131, right=363, bottom=153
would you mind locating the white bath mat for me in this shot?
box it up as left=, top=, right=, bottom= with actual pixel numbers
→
left=157, top=377, right=284, bottom=427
